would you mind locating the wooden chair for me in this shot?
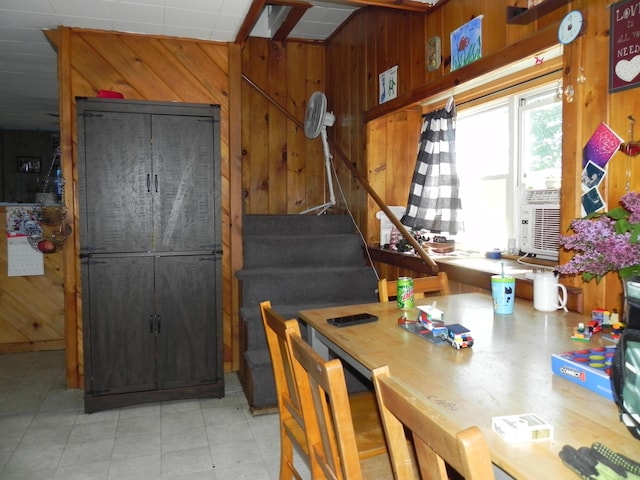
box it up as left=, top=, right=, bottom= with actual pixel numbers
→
left=260, top=301, right=388, bottom=480
left=289, top=332, right=394, bottom=480
left=260, top=301, right=318, bottom=479
left=378, top=273, right=450, bottom=302
left=372, top=365, right=495, bottom=480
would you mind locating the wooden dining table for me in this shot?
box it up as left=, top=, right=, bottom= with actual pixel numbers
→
left=298, top=293, right=640, bottom=479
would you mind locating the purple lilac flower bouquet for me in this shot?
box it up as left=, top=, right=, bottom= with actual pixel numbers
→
left=557, top=192, right=640, bottom=283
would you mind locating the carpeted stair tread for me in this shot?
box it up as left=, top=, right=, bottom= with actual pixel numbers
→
left=237, top=267, right=377, bottom=306
left=243, top=234, right=367, bottom=268
left=237, top=214, right=377, bottom=410
left=243, top=214, right=356, bottom=236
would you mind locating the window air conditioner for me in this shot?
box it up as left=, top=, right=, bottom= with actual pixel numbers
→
left=519, top=189, right=561, bottom=261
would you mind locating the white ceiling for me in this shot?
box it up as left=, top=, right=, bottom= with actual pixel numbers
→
left=0, top=0, right=360, bottom=132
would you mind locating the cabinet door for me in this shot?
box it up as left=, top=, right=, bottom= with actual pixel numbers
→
left=152, top=114, right=218, bottom=252
left=86, top=256, right=156, bottom=395
left=80, top=110, right=153, bottom=253
left=155, top=255, right=220, bottom=389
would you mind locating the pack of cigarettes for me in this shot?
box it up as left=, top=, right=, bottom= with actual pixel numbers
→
left=491, top=413, right=553, bottom=444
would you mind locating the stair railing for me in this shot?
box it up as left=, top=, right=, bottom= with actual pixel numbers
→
left=242, top=74, right=439, bottom=274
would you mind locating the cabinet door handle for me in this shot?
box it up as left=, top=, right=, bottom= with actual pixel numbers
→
left=156, top=315, right=161, bottom=333
left=146, top=174, right=151, bottom=192
left=154, top=174, right=158, bottom=193
left=149, top=314, right=154, bottom=333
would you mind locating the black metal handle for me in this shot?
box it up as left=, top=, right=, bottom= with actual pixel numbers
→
left=146, top=174, right=151, bottom=192
left=154, top=174, right=158, bottom=193
left=149, top=314, right=154, bottom=333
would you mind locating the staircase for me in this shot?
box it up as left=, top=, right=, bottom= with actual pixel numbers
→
left=235, top=214, right=378, bottom=411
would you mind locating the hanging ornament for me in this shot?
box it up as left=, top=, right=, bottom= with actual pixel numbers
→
left=620, top=116, right=640, bottom=157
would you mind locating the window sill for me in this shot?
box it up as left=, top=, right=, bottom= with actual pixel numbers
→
left=368, top=247, right=583, bottom=313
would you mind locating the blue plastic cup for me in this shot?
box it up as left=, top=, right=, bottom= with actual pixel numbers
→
left=491, top=275, right=515, bottom=314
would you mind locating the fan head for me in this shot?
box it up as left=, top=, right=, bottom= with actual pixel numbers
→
left=304, top=91, right=334, bottom=139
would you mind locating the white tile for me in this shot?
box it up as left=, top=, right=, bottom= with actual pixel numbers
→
left=209, top=438, right=260, bottom=469
left=107, top=453, right=161, bottom=480
left=201, top=403, right=247, bottom=426
left=118, top=402, right=161, bottom=420
left=212, top=460, right=273, bottom=480
left=74, top=409, right=120, bottom=425
left=161, top=399, right=202, bottom=414
left=0, top=352, right=280, bottom=480
left=29, top=408, right=79, bottom=429
left=115, top=414, right=161, bottom=438
left=205, top=421, right=253, bottom=445
left=3, top=444, right=65, bottom=474
left=162, top=469, right=216, bottom=480
left=161, top=410, right=205, bottom=434
left=161, top=446, right=213, bottom=478
left=161, top=425, right=208, bottom=453
left=17, top=424, right=72, bottom=449
left=53, top=460, right=110, bottom=480
left=66, top=419, right=117, bottom=444
left=58, top=438, right=114, bottom=467
left=0, top=467, right=57, bottom=479
left=111, top=432, right=161, bottom=459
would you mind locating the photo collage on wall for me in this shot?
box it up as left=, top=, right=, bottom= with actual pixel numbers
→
left=581, top=122, right=623, bottom=216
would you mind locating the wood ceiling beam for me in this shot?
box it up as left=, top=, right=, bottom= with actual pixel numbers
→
left=273, top=5, right=312, bottom=41
left=235, top=0, right=267, bottom=44
left=235, top=0, right=438, bottom=44
left=334, top=0, right=434, bottom=12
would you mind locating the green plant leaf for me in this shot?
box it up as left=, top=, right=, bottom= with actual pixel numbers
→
left=630, top=223, right=640, bottom=243
left=607, top=206, right=629, bottom=221
left=614, top=218, right=631, bottom=235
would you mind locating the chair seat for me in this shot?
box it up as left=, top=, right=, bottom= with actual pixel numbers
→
left=360, top=449, right=394, bottom=479
left=350, top=391, right=388, bottom=459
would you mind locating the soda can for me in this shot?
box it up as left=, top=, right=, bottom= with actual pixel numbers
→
left=396, top=277, right=414, bottom=309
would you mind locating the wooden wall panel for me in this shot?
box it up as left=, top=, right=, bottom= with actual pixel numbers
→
left=325, top=0, right=639, bottom=316
left=0, top=206, right=64, bottom=353
left=240, top=38, right=325, bottom=215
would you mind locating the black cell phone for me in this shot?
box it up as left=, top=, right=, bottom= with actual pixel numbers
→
left=327, top=313, right=378, bottom=327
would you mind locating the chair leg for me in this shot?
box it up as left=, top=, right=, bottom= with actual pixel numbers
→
left=279, top=425, right=296, bottom=480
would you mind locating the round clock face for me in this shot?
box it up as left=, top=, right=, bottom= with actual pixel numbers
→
left=558, top=10, right=584, bottom=45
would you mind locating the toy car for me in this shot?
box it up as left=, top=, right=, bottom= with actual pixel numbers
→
left=587, top=320, right=602, bottom=335
left=441, top=323, right=474, bottom=349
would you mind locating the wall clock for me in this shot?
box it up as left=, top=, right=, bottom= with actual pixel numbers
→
left=558, top=10, right=584, bottom=45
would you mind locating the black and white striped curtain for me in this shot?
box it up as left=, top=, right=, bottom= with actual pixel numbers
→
left=401, top=107, right=464, bottom=235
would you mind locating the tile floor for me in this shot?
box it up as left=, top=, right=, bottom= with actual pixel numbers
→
left=0, top=350, right=303, bottom=480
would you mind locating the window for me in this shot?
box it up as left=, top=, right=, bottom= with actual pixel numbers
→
left=454, top=82, right=562, bottom=253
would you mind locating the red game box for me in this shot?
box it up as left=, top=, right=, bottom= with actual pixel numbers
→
left=550, top=346, right=615, bottom=401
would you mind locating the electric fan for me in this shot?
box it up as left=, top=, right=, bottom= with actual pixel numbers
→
left=301, top=91, right=336, bottom=215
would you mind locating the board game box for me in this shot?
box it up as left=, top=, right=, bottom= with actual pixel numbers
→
left=550, top=346, right=615, bottom=401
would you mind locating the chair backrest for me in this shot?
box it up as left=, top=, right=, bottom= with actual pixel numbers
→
left=378, top=273, right=450, bottom=302
left=289, top=332, right=364, bottom=480
left=372, top=365, right=495, bottom=480
left=260, top=301, right=321, bottom=478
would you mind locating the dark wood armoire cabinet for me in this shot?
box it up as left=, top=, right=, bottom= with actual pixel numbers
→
left=77, top=98, right=224, bottom=413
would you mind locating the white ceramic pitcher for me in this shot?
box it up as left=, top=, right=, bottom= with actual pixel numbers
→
left=533, top=271, right=567, bottom=312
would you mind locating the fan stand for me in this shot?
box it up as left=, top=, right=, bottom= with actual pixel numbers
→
left=301, top=127, right=336, bottom=215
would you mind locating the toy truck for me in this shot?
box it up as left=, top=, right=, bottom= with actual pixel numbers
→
left=441, top=323, right=474, bottom=349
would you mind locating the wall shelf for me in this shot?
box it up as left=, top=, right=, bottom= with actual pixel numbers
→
left=507, top=0, right=570, bottom=25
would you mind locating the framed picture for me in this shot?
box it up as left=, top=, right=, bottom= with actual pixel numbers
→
left=17, top=156, right=41, bottom=173
left=450, top=15, right=483, bottom=72
left=610, top=0, right=640, bottom=92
